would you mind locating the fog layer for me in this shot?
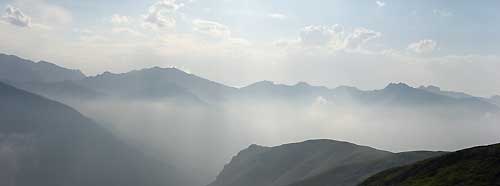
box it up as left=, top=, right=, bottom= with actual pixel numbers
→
left=68, top=94, right=500, bottom=184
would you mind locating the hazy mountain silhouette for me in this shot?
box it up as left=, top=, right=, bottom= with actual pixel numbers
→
left=360, top=143, right=500, bottom=186
left=1, top=53, right=497, bottom=113
left=241, top=81, right=330, bottom=98
left=0, top=54, right=85, bottom=83
left=418, top=85, right=473, bottom=99
left=239, top=81, right=332, bottom=105
left=76, top=67, right=236, bottom=103
left=208, top=140, right=444, bottom=186
left=0, top=82, right=193, bottom=186
left=239, top=81, right=499, bottom=115
left=363, top=83, right=477, bottom=105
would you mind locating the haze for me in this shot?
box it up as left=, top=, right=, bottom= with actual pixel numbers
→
left=1, top=1, right=500, bottom=186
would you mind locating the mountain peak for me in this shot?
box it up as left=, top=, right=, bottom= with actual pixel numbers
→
left=0, top=53, right=86, bottom=82
left=93, top=67, right=189, bottom=78
left=384, top=82, right=412, bottom=90
left=333, top=85, right=361, bottom=92
left=138, top=66, right=190, bottom=75
left=244, top=80, right=275, bottom=88
left=248, top=144, right=265, bottom=149
left=245, top=81, right=317, bottom=89
left=95, top=71, right=115, bottom=77
left=418, top=85, right=441, bottom=92
left=210, top=139, right=442, bottom=186
left=295, top=81, right=311, bottom=87
left=148, top=66, right=180, bottom=71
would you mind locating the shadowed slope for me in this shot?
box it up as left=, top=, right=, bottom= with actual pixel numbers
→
left=360, top=143, right=500, bottom=186
left=0, top=82, right=193, bottom=186
left=209, top=140, right=444, bottom=186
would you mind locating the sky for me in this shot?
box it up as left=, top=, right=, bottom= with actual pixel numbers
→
left=0, top=0, right=499, bottom=96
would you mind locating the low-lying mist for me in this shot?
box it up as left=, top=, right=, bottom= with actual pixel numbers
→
left=66, top=96, right=500, bottom=184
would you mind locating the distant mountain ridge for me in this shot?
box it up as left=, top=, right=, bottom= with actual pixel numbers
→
left=208, top=140, right=445, bottom=186
left=76, top=67, right=236, bottom=103
left=239, top=81, right=332, bottom=104
left=359, top=83, right=499, bottom=113
left=418, top=85, right=474, bottom=99
left=0, top=54, right=85, bottom=83
left=1, top=53, right=498, bottom=113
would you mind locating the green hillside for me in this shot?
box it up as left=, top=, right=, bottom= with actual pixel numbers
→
left=360, top=143, right=500, bottom=186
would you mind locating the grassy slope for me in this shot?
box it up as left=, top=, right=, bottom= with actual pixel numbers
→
left=287, top=151, right=445, bottom=186
left=360, top=143, right=500, bottom=186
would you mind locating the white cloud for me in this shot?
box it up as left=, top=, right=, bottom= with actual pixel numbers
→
left=4, top=0, right=73, bottom=29
left=2, top=5, right=31, bottom=27
left=281, top=25, right=381, bottom=52
left=111, top=14, right=129, bottom=25
left=376, top=1, right=386, bottom=7
left=268, top=13, right=287, bottom=20
left=408, top=39, right=437, bottom=54
left=144, top=0, right=184, bottom=29
left=433, top=9, right=453, bottom=17
left=344, top=28, right=381, bottom=50
left=192, top=19, right=231, bottom=39
left=299, top=25, right=344, bottom=47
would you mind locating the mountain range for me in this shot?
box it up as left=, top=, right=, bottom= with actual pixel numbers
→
left=2, top=53, right=498, bottom=112
left=1, top=53, right=499, bottom=186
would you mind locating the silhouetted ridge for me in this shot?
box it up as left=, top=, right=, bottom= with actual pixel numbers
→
left=242, top=80, right=276, bottom=89
left=209, top=139, right=444, bottom=186
left=384, top=82, right=412, bottom=91
left=240, top=81, right=332, bottom=104
left=418, top=85, right=474, bottom=99
left=295, top=81, right=311, bottom=87
left=360, top=143, right=500, bottom=186
left=0, top=53, right=85, bottom=83
left=0, top=81, right=193, bottom=186
left=80, top=66, right=236, bottom=102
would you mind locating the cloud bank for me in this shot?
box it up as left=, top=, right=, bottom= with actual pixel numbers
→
left=2, top=5, right=31, bottom=27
